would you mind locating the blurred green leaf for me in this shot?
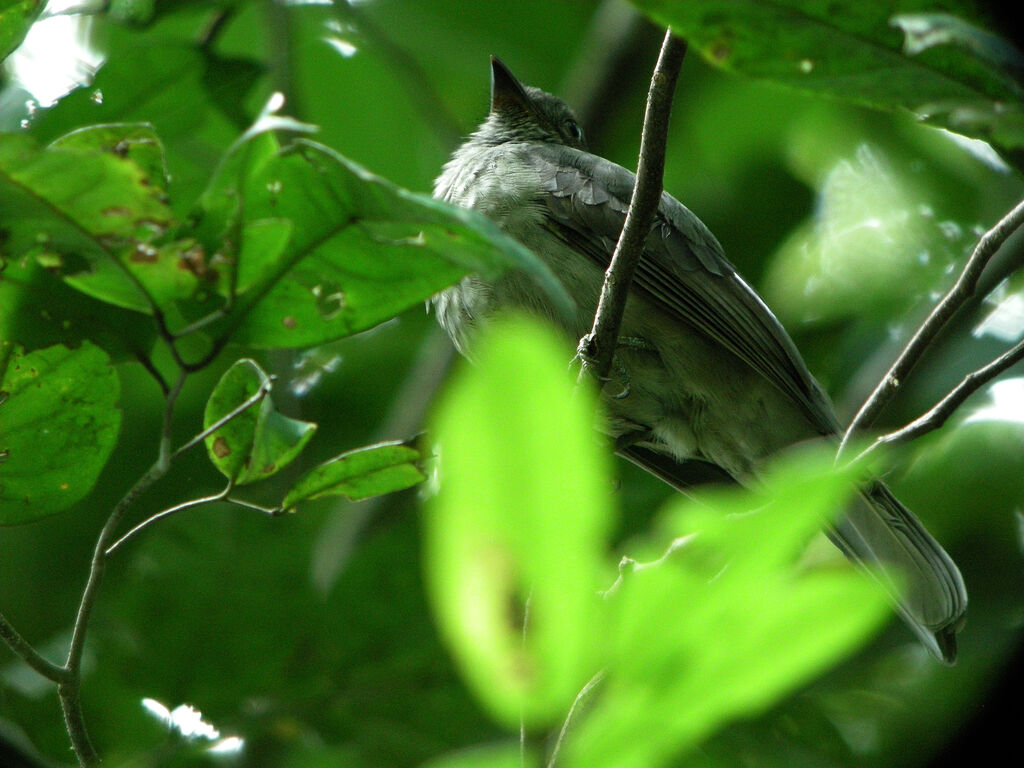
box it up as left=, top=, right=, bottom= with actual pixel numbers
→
left=425, top=315, right=612, bottom=729
left=0, top=125, right=200, bottom=314
left=0, top=0, right=43, bottom=62
left=633, top=0, right=1024, bottom=167
left=421, top=743, right=527, bottom=768
left=0, top=341, right=121, bottom=523
left=562, top=448, right=890, bottom=768
left=197, top=127, right=571, bottom=349
left=203, top=358, right=316, bottom=485
left=283, top=439, right=425, bottom=509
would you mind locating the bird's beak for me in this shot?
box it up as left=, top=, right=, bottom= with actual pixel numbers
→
left=490, top=55, right=533, bottom=116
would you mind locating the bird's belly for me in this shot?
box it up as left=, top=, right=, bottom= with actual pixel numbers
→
left=605, top=311, right=819, bottom=479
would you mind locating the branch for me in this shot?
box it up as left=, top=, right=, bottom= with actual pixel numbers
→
left=838, top=196, right=1024, bottom=457
left=0, top=612, right=68, bottom=683
left=104, top=485, right=234, bottom=556
left=854, top=337, right=1024, bottom=462
left=577, top=31, right=688, bottom=385
left=56, top=370, right=272, bottom=765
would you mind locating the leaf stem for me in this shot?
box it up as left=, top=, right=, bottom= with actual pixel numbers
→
left=172, top=375, right=273, bottom=459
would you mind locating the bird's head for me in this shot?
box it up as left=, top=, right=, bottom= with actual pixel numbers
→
left=470, top=56, right=588, bottom=151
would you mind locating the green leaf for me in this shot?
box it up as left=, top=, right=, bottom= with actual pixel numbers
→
left=421, top=744, right=527, bottom=768
left=203, top=359, right=316, bottom=485
left=194, top=123, right=571, bottom=349
left=0, top=253, right=157, bottom=361
left=282, top=440, right=425, bottom=509
left=562, top=448, right=890, bottom=768
left=0, top=341, right=122, bottom=524
left=424, top=315, right=612, bottom=729
left=0, top=0, right=43, bottom=61
left=632, top=0, right=1024, bottom=165
left=0, top=126, right=201, bottom=313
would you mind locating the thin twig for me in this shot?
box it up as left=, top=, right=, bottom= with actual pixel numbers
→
left=838, top=197, right=1024, bottom=456
left=58, top=372, right=189, bottom=766
left=577, top=31, right=688, bottom=385
left=0, top=612, right=69, bottom=683
left=105, top=485, right=234, bottom=556
left=224, top=495, right=284, bottom=516
left=197, top=7, right=237, bottom=50
left=854, top=337, right=1024, bottom=462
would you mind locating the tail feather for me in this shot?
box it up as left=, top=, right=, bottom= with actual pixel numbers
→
left=829, top=482, right=967, bottom=664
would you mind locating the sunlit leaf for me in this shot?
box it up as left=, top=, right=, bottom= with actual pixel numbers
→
left=562, top=448, right=890, bottom=768
left=31, top=24, right=256, bottom=205
left=282, top=440, right=425, bottom=509
left=203, top=358, right=316, bottom=485
left=425, top=315, right=612, bottom=729
left=0, top=341, right=121, bottom=523
left=632, top=0, right=1024, bottom=167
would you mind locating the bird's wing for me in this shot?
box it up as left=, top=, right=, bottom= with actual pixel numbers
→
left=529, top=143, right=838, bottom=435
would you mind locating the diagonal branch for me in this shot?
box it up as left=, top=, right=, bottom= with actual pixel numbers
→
left=838, top=196, right=1024, bottom=457
left=854, top=336, right=1024, bottom=462
left=577, top=30, right=688, bottom=385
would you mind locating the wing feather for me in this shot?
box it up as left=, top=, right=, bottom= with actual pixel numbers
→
left=532, top=144, right=837, bottom=434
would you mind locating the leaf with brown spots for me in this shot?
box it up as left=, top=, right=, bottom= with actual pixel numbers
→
left=203, top=359, right=316, bottom=485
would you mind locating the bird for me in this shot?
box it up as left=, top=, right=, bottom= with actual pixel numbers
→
left=431, top=56, right=967, bottom=663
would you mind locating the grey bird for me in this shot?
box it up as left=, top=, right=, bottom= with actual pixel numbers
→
left=433, top=56, right=967, bottom=662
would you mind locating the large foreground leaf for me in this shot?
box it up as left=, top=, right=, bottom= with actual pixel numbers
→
left=425, top=316, right=612, bottom=729
left=562, top=449, right=890, bottom=768
left=0, top=125, right=200, bottom=314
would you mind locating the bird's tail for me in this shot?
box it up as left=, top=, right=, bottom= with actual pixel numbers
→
left=829, top=481, right=967, bottom=663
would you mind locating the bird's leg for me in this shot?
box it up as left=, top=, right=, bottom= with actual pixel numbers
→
left=576, top=335, right=656, bottom=399
left=609, top=336, right=657, bottom=399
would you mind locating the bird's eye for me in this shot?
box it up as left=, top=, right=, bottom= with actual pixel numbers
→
left=564, top=119, right=584, bottom=143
